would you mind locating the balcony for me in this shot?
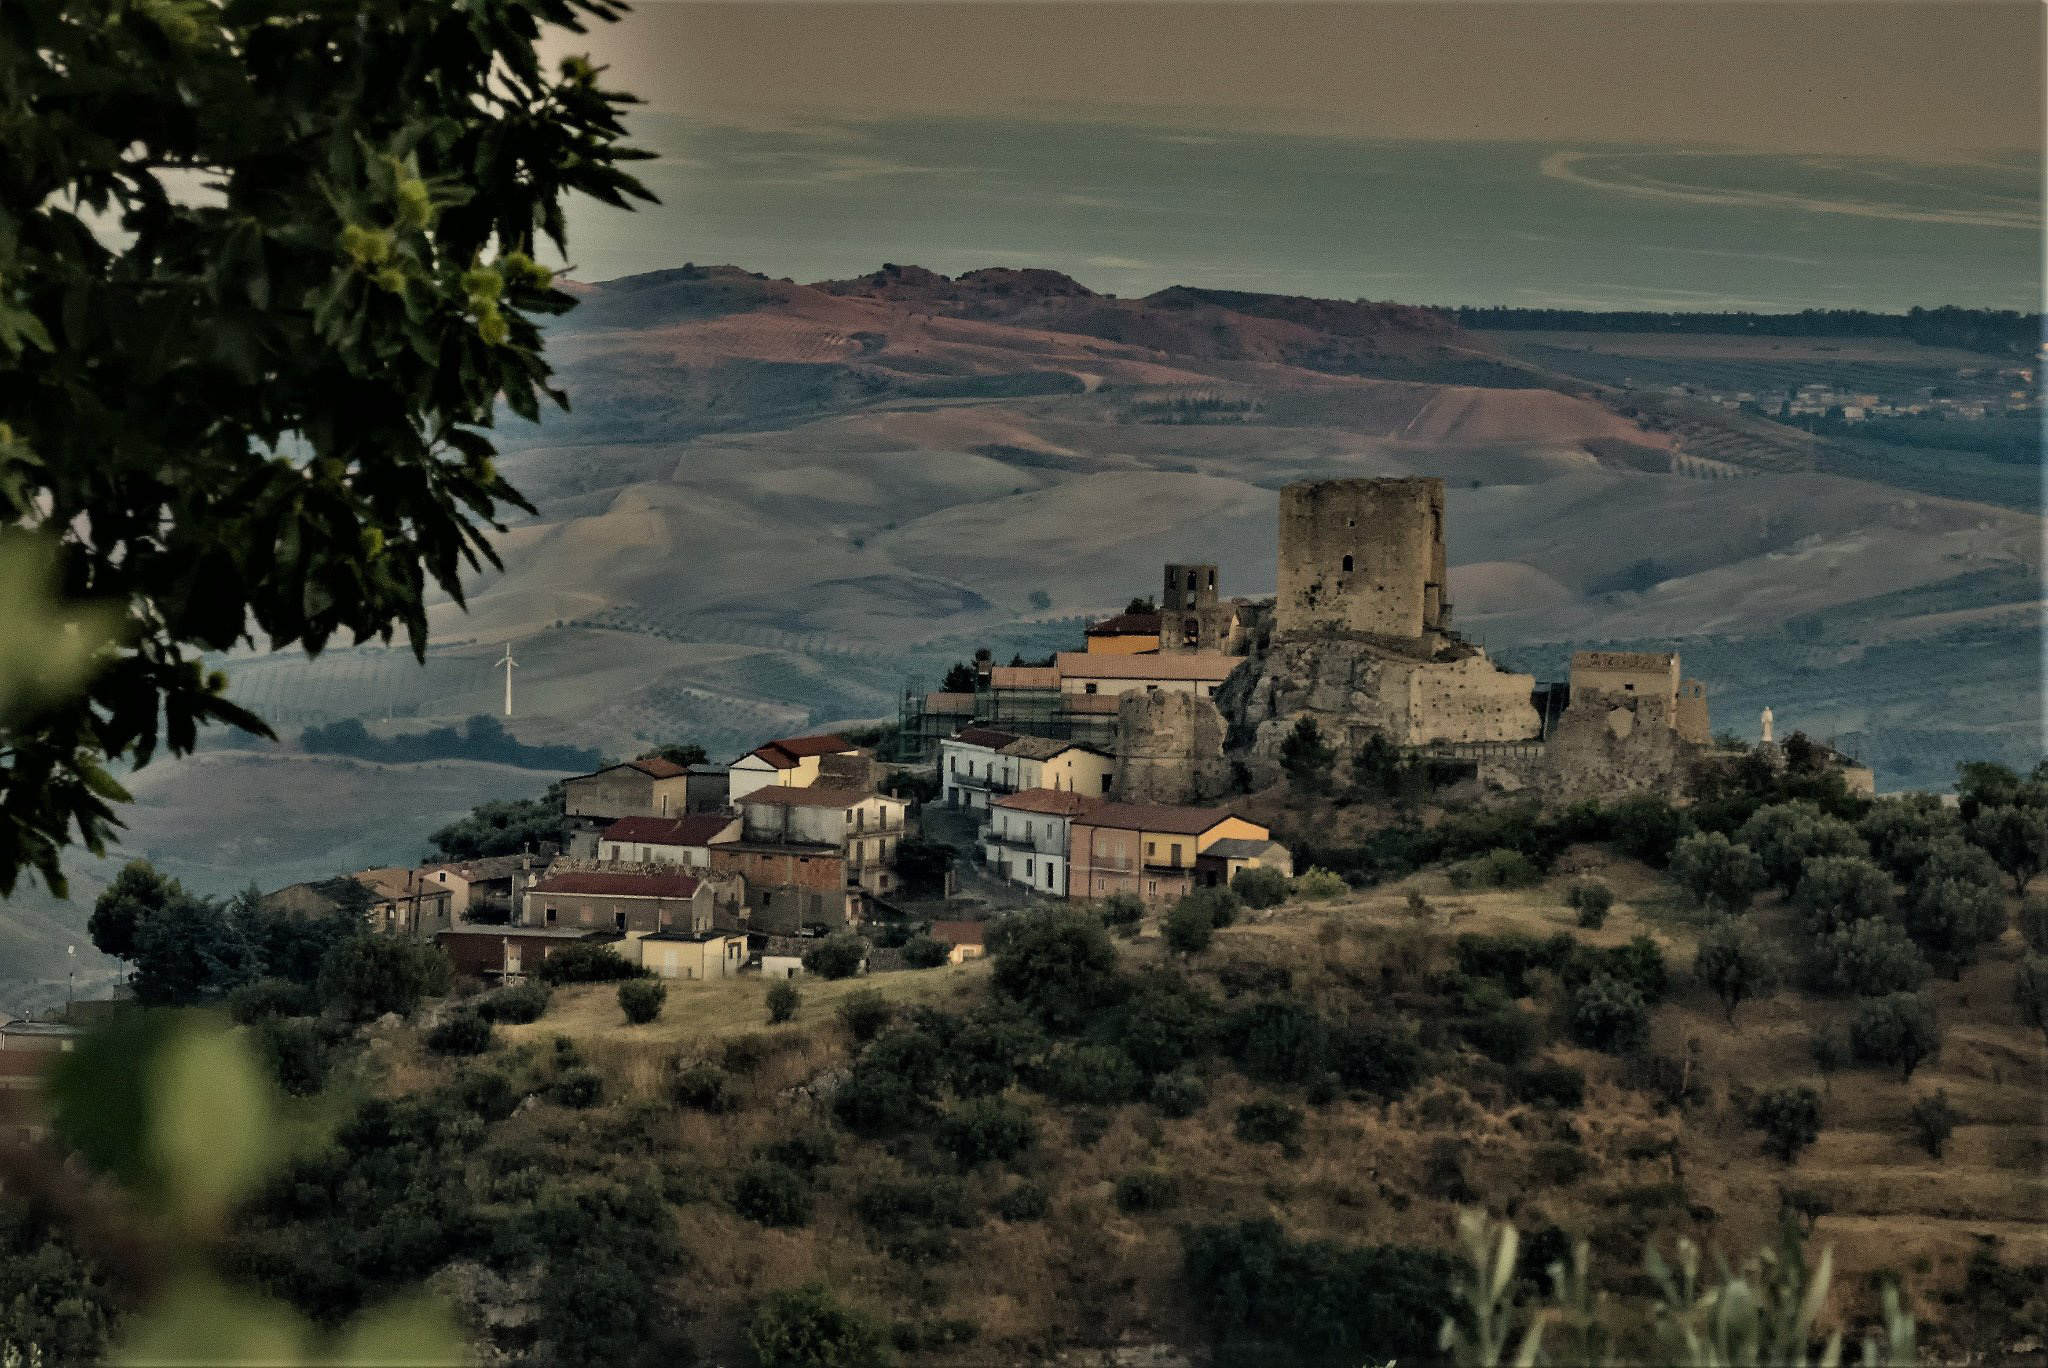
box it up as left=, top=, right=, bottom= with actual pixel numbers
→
left=950, top=772, right=1017, bottom=795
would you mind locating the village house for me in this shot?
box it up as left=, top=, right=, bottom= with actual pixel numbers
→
left=998, top=735, right=1115, bottom=795
left=1053, top=650, right=1240, bottom=702
left=940, top=726, right=1022, bottom=808
left=421, top=854, right=534, bottom=922
left=725, top=733, right=863, bottom=804
left=736, top=784, right=910, bottom=897
left=981, top=788, right=1093, bottom=896
left=1195, top=836, right=1296, bottom=888
left=1068, top=801, right=1275, bottom=902
left=0, top=1052, right=51, bottom=1147
left=758, top=933, right=814, bottom=979
left=437, top=924, right=616, bottom=983
left=1083, top=611, right=1162, bottom=655
left=520, top=867, right=715, bottom=935
left=356, top=867, right=458, bottom=937
left=710, top=843, right=854, bottom=933
left=633, top=928, right=749, bottom=982
left=596, top=813, right=741, bottom=868
left=928, top=920, right=987, bottom=965
left=563, top=756, right=724, bottom=828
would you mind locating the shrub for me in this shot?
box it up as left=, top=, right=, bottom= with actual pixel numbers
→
left=763, top=1128, right=836, bottom=1174
left=549, top=1068, right=603, bottom=1109
left=673, top=1061, right=736, bottom=1113
left=1448, top=848, right=1540, bottom=890
left=1794, top=855, right=1896, bottom=933
left=1511, top=1064, right=1585, bottom=1109
left=1216, top=960, right=1293, bottom=999
left=996, top=1182, right=1050, bottom=1222
left=455, top=1069, right=523, bottom=1123
left=1850, top=994, right=1941, bottom=1080
left=1567, top=973, right=1648, bottom=1052
left=1693, top=919, right=1780, bottom=1023
left=1459, top=1007, right=1537, bottom=1066
left=1570, top=934, right=1668, bottom=1002
left=747, top=1284, right=891, bottom=1368
left=250, top=1017, right=337, bottom=1097
left=1098, top=892, right=1145, bottom=929
left=1280, top=716, right=1337, bottom=795
left=1737, top=803, right=1868, bottom=891
left=1670, top=832, right=1768, bottom=913
left=1162, top=899, right=1215, bottom=955
left=317, top=935, right=453, bottom=1019
left=766, top=980, right=801, bottom=1024
left=1181, top=886, right=1242, bottom=929
left=1148, top=1068, right=1208, bottom=1118
left=1033, top=1043, right=1141, bottom=1105
left=1809, top=1029, right=1848, bottom=1081
left=801, top=934, right=868, bottom=980
left=2017, top=956, right=2048, bottom=1044
left=1113, top=1169, right=1179, bottom=1213
left=946, top=1009, right=1048, bottom=1097
left=988, top=907, right=1125, bottom=1030
left=1528, top=1140, right=1591, bottom=1187
left=1232, top=866, right=1289, bottom=909
left=1328, top=1018, right=1424, bottom=1099
left=618, top=978, right=667, bottom=1025
left=425, top=1011, right=494, bottom=1057
left=854, top=1177, right=974, bottom=1262
left=2019, top=893, right=2048, bottom=955
left=1180, top=1220, right=1458, bottom=1365
left=721, top=1033, right=790, bottom=1074
left=477, top=980, right=550, bottom=1024
left=1234, top=1099, right=1303, bottom=1150
left=1747, top=1086, right=1822, bottom=1164
left=836, top=989, right=894, bottom=1043
left=1908, top=1090, right=1961, bottom=1159
left=226, top=976, right=316, bottom=1024
left=732, top=1162, right=813, bottom=1228
left=1455, top=933, right=1562, bottom=997
left=937, top=1096, right=1037, bottom=1169
left=533, top=942, right=644, bottom=985
left=1805, top=919, right=1927, bottom=997
left=1291, top=867, right=1347, bottom=900
left=1566, top=879, right=1614, bottom=929
left=901, top=934, right=950, bottom=969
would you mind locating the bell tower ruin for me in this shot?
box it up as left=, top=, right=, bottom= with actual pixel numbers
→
left=1159, top=562, right=1228, bottom=652
left=1275, top=477, right=1448, bottom=641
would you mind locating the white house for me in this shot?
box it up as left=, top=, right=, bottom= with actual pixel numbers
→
left=982, top=788, right=1092, bottom=897
left=726, top=733, right=861, bottom=804
left=597, top=813, right=741, bottom=868
left=939, top=726, right=1021, bottom=809
left=1051, top=650, right=1238, bottom=701
left=994, top=735, right=1115, bottom=798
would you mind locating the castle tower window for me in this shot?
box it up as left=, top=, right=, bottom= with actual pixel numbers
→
left=1341, top=554, right=1354, bottom=572
left=1186, top=571, right=1197, bottom=591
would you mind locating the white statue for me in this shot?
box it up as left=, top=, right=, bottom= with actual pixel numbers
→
left=1760, top=706, right=1774, bottom=745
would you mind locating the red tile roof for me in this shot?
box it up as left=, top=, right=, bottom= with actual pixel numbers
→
left=739, top=784, right=891, bottom=809
left=951, top=726, right=1021, bottom=750
left=602, top=814, right=736, bottom=847
left=924, top=692, right=977, bottom=715
left=993, top=788, right=1094, bottom=816
left=529, top=870, right=702, bottom=898
left=929, top=920, right=986, bottom=947
left=628, top=756, right=691, bottom=779
left=989, top=666, right=1059, bottom=689
left=767, top=733, right=855, bottom=758
left=1074, top=801, right=1251, bottom=837
left=1085, top=611, right=1161, bottom=637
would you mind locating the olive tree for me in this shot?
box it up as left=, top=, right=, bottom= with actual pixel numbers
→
left=1693, top=920, right=1779, bottom=1024
left=0, top=0, right=653, bottom=894
left=1669, top=832, right=1768, bottom=913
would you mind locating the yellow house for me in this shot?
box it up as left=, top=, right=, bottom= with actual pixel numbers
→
left=634, top=928, right=748, bottom=981
left=929, top=921, right=987, bottom=965
left=1001, top=736, right=1116, bottom=797
left=1083, top=611, right=1162, bottom=655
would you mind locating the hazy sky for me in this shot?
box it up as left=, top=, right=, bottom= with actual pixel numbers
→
left=547, top=1, right=2044, bottom=157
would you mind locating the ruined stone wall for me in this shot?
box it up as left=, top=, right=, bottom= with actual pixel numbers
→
left=1533, top=694, right=1699, bottom=803
left=1275, top=478, right=1446, bottom=641
left=1111, top=689, right=1231, bottom=805
left=1675, top=680, right=1711, bottom=746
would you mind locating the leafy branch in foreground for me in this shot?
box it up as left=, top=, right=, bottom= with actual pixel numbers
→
left=0, top=0, right=655, bottom=894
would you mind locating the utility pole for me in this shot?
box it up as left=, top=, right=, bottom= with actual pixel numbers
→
left=66, top=943, right=74, bottom=1010
left=498, top=642, right=518, bottom=717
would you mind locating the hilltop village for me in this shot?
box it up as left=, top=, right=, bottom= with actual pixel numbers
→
left=257, top=476, right=1869, bottom=987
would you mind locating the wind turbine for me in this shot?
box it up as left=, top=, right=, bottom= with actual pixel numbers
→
left=498, top=642, right=518, bottom=717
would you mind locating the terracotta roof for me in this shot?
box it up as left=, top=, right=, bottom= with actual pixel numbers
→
left=529, top=870, right=702, bottom=898
left=766, top=733, right=855, bottom=758
left=1054, top=650, right=1240, bottom=682
left=989, top=666, right=1059, bottom=689
left=924, top=692, right=977, bottom=715
left=1074, top=800, right=1250, bottom=837
left=602, top=814, right=737, bottom=847
left=422, top=855, right=527, bottom=883
left=353, top=867, right=438, bottom=902
left=993, top=788, right=1093, bottom=816
left=950, top=726, right=1021, bottom=750
left=738, top=784, right=889, bottom=809
left=628, top=756, right=690, bottom=779
left=999, top=735, right=1095, bottom=761
left=1085, top=611, right=1161, bottom=637
left=929, top=920, right=986, bottom=947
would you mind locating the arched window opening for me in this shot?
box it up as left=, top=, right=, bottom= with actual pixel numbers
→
left=1341, top=554, right=1354, bottom=572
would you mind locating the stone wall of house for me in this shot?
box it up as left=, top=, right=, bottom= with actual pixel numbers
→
left=1275, top=477, right=1446, bottom=640
left=1111, top=690, right=1231, bottom=804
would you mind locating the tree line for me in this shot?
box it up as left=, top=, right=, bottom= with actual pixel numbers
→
left=1444, top=305, right=2041, bottom=357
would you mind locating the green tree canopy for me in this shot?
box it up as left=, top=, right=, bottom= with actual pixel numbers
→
left=0, top=0, right=653, bottom=895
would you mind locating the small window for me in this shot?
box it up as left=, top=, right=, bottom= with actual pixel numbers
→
left=1084, top=682, right=1098, bottom=694
left=1146, top=841, right=1156, bottom=857
left=1342, top=554, right=1354, bottom=572
left=1185, top=571, right=1197, bottom=591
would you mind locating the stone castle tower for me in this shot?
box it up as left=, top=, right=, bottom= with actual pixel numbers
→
left=1275, top=477, right=1448, bottom=641
left=1112, top=689, right=1230, bottom=805
left=1159, top=562, right=1228, bottom=652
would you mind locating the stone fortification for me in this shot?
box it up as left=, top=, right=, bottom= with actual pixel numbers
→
left=1275, top=477, right=1447, bottom=641
left=1159, top=563, right=1232, bottom=653
left=1111, top=689, right=1232, bottom=805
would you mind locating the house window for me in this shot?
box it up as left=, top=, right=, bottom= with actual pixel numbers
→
left=1170, top=843, right=1183, bottom=867
left=1342, top=554, right=1354, bottom=572
left=1025, top=859, right=1034, bottom=879
left=950, top=756, right=957, bottom=773
left=1145, top=683, right=1158, bottom=693
left=1045, top=865, right=1054, bottom=888
left=544, top=904, right=557, bottom=926
left=1146, top=841, right=1156, bottom=857
left=1185, top=570, right=1197, bottom=591
left=1148, top=880, right=1159, bottom=896
left=614, top=911, right=626, bottom=931
left=1101, top=775, right=1112, bottom=793
left=1206, top=685, right=1218, bottom=697
left=1084, top=683, right=1097, bottom=694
